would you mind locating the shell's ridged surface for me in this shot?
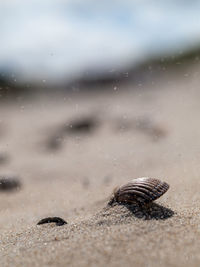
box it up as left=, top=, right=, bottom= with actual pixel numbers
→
left=114, top=177, right=169, bottom=204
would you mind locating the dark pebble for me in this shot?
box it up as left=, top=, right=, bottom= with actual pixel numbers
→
left=37, top=217, right=67, bottom=226
left=45, top=116, right=98, bottom=151
left=0, top=177, right=21, bottom=191
left=115, top=117, right=167, bottom=141
left=63, top=117, right=98, bottom=134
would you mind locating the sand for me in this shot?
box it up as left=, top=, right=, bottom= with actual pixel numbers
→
left=0, top=64, right=200, bottom=266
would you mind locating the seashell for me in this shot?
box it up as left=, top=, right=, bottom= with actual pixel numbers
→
left=109, top=177, right=169, bottom=205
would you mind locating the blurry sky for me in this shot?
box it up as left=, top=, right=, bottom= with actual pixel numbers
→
left=1, top=0, right=200, bottom=84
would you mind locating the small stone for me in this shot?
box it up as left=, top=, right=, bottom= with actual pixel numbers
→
left=0, top=176, right=21, bottom=191
left=63, top=117, right=98, bottom=134
left=37, top=217, right=67, bottom=226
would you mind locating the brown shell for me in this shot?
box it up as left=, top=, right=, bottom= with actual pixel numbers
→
left=111, top=177, right=169, bottom=204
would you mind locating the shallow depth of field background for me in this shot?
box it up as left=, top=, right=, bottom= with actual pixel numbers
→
left=1, top=0, right=200, bottom=91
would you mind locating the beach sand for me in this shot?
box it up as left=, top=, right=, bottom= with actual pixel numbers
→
left=0, top=64, right=200, bottom=266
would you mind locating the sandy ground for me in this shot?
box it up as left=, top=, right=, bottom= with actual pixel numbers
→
left=0, top=64, right=200, bottom=266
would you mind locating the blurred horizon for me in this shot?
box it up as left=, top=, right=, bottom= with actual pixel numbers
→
left=1, top=0, right=200, bottom=87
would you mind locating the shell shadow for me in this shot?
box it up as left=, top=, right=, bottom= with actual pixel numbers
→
left=119, top=202, right=174, bottom=220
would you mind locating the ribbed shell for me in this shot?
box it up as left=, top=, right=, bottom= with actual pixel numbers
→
left=113, top=177, right=169, bottom=204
